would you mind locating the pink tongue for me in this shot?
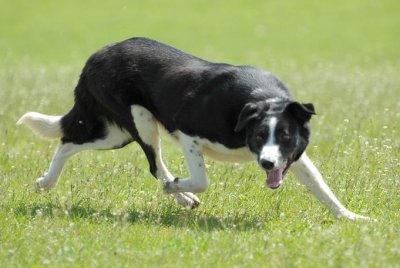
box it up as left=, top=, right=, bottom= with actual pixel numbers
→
left=266, top=168, right=284, bottom=189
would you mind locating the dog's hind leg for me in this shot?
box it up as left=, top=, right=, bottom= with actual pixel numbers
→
left=131, top=105, right=201, bottom=209
left=34, top=122, right=133, bottom=192
left=17, top=111, right=84, bottom=191
left=34, top=142, right=86, bottom=191
left=290, top=153, right=374, bottom=221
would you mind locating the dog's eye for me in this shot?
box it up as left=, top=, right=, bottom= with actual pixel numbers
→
left=256, top=133, right=265, bottom=144
left=281, top=134, right=291, bottom=144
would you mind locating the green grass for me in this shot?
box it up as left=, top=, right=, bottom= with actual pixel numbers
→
left=1, top=0, right=400, bottom=267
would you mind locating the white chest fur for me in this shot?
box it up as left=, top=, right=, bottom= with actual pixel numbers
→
left=157, top=118, right=255, bottom=163
left=202, top=142, right=255, bottom=163
left=175, top=131, right=255, bottom=163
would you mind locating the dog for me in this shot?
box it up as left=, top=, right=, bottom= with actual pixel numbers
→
left=18, top=37, right=371, bottom=220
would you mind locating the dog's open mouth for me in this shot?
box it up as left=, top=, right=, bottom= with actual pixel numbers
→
left=266, top=165, right=290, bottom=189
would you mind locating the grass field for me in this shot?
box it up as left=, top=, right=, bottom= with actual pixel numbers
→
left=1, top=0, right=400, bottom=267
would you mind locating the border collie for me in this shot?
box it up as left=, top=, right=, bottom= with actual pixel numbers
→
left=18, top=37, right=371, bottom=220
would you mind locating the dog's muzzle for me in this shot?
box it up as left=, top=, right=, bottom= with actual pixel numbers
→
left=265, top=163, right=290, bottom=189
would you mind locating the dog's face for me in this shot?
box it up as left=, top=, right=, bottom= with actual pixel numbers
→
left=235, top=100, right=315, bottom=189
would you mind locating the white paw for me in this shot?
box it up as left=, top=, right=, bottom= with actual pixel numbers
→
left=336, top=210, right=376, bottom=222
left=163, top=178, right=180, bottom=194
left=34, top=177, right=56, bottom=193
left=34, top=177, right=45, bottom=193
left=173, top=192, right=201, bottom=209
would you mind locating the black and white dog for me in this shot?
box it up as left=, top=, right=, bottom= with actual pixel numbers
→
left=18, top=37, right=371, bottom=220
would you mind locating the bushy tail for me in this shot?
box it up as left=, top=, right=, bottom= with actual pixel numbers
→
left=17, top=112, right=63, bottom=140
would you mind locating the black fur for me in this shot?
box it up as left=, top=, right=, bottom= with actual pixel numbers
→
left=59, top=37, right=314, bottom=176
left=61, top=38, right=293, bottom=145
left=244, top=101, right=314, bottom=167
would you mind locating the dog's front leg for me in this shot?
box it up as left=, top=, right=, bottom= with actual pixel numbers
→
left=163, top=134, right=210, bottom=194
left=290, top=153, right=373, bottom=221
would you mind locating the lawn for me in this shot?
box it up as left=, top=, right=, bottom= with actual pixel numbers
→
left=1, top=0, right=399, bottom=267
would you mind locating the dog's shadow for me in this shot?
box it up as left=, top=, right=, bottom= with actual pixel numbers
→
left=11, top=202, right=270, bottom=231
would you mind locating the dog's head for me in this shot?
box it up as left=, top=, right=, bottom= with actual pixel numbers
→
left=235, top=100, right=315, bottom=189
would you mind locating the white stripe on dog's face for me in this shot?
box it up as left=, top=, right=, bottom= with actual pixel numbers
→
left=266, top=117, right=277, bottom=145
left=259, top=117, right=284, bottom=169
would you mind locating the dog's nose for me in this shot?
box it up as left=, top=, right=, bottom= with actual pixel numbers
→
left=261, top=159, right=274, bottom=170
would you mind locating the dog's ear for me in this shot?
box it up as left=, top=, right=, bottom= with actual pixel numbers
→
left=285, top=102, right=316, bottom=122
left=234, top=102, right=268, bottom=132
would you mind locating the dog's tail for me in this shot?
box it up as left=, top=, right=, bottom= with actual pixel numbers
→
left=17, top=112, right=63, bottom=140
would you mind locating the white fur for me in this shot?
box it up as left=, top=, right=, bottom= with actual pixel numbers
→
left=131, top=105, right=200, bottom=207
left=131, top=105, right=157, bottom=146
left=163, top=133, right=210, bottom=193
left=20, top=106, right=372, bottom=220
left=17, top=113, right=134, bottom=191
left=132, top=105, right=173, bottom=181
left=199, top=138, right=255, bottom=162
left=259, top=117, right=284, bottom=168
left=17, top=112, right=62, bottom=139
left=34, top=123, right=131, bottom=191
left=267, top=117, right=277, bottom=145
left=290, top=153, right=373, bottom=221
left=265, top=97, right=282, bottom=103
left=163, top=129, right=255, bottom=163
left=99, top=123, right=132, bottom=149
left=35, top=143, right=82, bottom=191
